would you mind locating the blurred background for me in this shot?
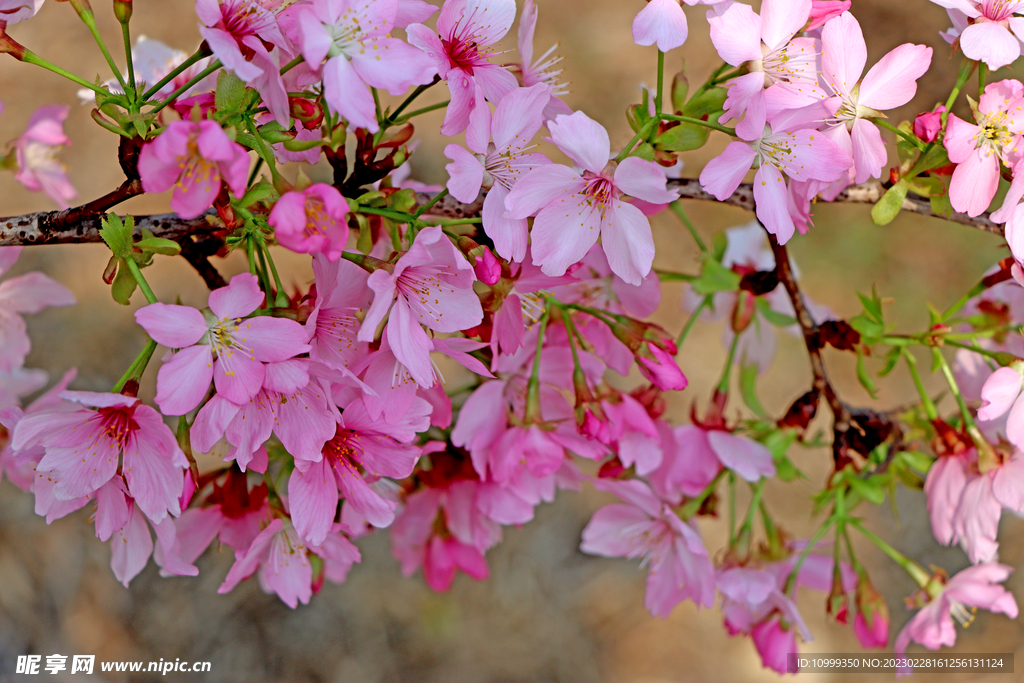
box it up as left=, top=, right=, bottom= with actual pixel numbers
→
left=1, top=0, right=1023, bottom=681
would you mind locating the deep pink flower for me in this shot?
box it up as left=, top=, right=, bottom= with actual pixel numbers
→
left=406, top=0, right=519, bottom=149
left=138, top=119, right=250, bottom=219
left=895, top=564, right=1018, bottom=662
left=135, top=273, right=311, bottom=415
left=637, top=344, right=689, bottom=391
left=0, top=246, right=75, bottom=371
left=15, top=105, right=77, bottom=209
left=444, top=83, right=553, bottom=262
left=819, top=12, right=932, bottom=184
left=651, top=425, right=775, bottom=501
left=505, top=111, right=678, bottom=285
left=807, top=0, right=850, bottom=30
left=914, top=106, right=947, bottom=143
left=357, top=227, right=483, bottom=387
left=295, top=0, right=436, bottom=132
left=269, top=183, right=349, bottom=260
left=13, top=391, right=189, bottom=523
left=945, top=79, right=1024, bottom=218
left=582, top=478, right=715, bottom=616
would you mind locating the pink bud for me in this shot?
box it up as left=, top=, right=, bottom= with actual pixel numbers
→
left=913, top=106, right=946, bottom=143
left=853, top=571, right=890, bottom=649
left=473, top=247, right=501, bottom=285
left=637, top=345, right=688, bottom=391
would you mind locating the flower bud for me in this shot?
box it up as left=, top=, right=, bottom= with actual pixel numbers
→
left=731, top=290, right=756, bottom=333
left=853, top=571, right=889, bottom=648
left=637, top=345, right=688, bottom=391
left=0, top=28, right=26, bottom=60
left=455, top=236, right=501, bottom=285
left=289, top=96, right=324, bottom=130
left=826, top=563, right=849, bottom=624
left=913, top=106, right=946, bottom=143
left=113, top=0, right=132, bottom=23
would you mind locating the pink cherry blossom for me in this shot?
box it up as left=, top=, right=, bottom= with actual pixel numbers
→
left=0, top=246, right=75, bottom=371
left=505, top=111, right=679, bottom=285
left=513, top=0, right=572, bottom=121
left=196, top=0, right=287, bottom=82
left=307, top=254, right=373, bottom=371
left=807, top=0, right=850, bottom=30
left=174, top=471, right=271, bottom=562
left=581, top=478, right=715, bottom=616
left=138, top=119, right=250, bottom=219
left=651, top=424, right=775, bottom=501
left=444, top=82, right=553, bottom=262
left=406, top=0, right=519, bottom=150
left=357, top=227, right=483, bottom=387
left=633, top=0, right=689, bottom=52
left=819, top=12, right=932, bottom=184
left=135, top=273, right=311, bottom=415
left=707, top=0, right=825, bottom=139
left=895, top=564, right=1018, bottom=662
left=0, top=0, right=42, bottom=26
left=13, top=391, right=189, bottom=523
left=268, top=183, right=349, bottom=260
left=932, top=0, right=1024, bottom=69
left=14, top=105, right=77, bottom=209
left=295, top=0, right=436, bottom=133
left=945, top=79, right=1024, bottom=218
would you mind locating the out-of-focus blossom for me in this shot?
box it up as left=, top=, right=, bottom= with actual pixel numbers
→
left=15, top=105, right=77, bottom=209
left=0, top=246, right=75, bottom=371
left=0, top=0, right=42, bottom=26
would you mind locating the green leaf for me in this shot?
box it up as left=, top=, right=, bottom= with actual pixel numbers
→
left=631, top=141, right=656, bottom=161
left=234, top=131, right=259, bottom=152
left=691, top=256, right=741, bottom=295
left=99, top=213, right=134, bottom=260
left=110, top=258, right=137, bottom=305
left=655, top=123, right=710, bottom=152
left=215, top=70, right=249, bottom=115
left=755, top=298, right=797, bottom=327
left=907, top=176, right=944, bottom=198
left=900, top=450, right=935, bottom=474
left=388, top=188, right=418, bottom=215
left=683, top=87, right=727, bottom=119
left=774, top=453, right=802, bottom=482
left=670, top=72, right=689, bottom=112
left=238, top=181, right=278, bottom=209
left=879, top=345, right=902, bottom=377
left=712, top=231, right=728, bottom=262
left=849, top=313, right=883, bottom=340
left=283, top=136, right=324, bottom=152
left=135, top=237, right=181, bottom=255
left=856, top=347, right=879, bottom=399
left=871, top=178, right=909, bottom=225
left=739, top=361, right=769, bottom=418
left=930, top=189, right=954, bottom=219
left=847, top=474, right=886, bottom=505
left=857, top=289, right=884, bottom=322
left=355, top=213, right=373, bottom=254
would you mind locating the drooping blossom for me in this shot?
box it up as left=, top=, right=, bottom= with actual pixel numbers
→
left=514, top=0, right=572, bottom=120
left=895, top=564, right=1018, bottom=666
left=14, top=105, right=77, bottom=209
left=707, top=0, right=825, bottom=139
left=651, top=425, right=776, bottom=501
left=295, top=0, right=436, bottom=133
left=407, top=0, right=519, bottom=150
left=581, top=478, right=715, bottom=616
left=13, top=391, right=189, bottom=523
left=632, top=0, right=689, bottom=52
left=268, top=183, right=349, bottom=260
left=138, top=119, right=249, bottom=219
left=0, top=0, right=43, bottom=26
left=356, top=226, right=483, bottom=387
left=819, top=12, right=932, bottom=184
left=932, top=0, right=1024, bottom=69
left=135, top=273, right=311, bottom=415
left=699, top=108, right=853, bottom=243
left=505, top=111, right=679, bottom=285
left=0, top=246, right=75, bottom=371
left=944, top=79, right=1024, bottom=218
left=444, top=82, right=553, bottom=262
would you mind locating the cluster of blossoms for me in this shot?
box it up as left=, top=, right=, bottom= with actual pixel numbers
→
left=3, top=0, right=1024, bottom=676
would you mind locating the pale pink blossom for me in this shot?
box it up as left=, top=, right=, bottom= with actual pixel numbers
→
left=505, top=111, right=678, bottom=285
left=819, top=12, right=932, bottom=184
left=268, top=183, right=349, bottom=260
left=895, top=564, right=1018, bottom=663
left=15, top=105, right=77, bottom=209
left=135, top=273, right=311, bottom=415
left=407, top=0, right=519, bottom=150
left=0, top=246, right=75, bottom=371
left=138, top=119, right=250, bottom=219
left=581, top=478, right=715, bottom=616
left=196, top=0, right=287, bottom=81
left=932, top=0, right=1024, bottom=69
left=444, top=82, right=553, bottom=262
left=307, top=254, right=373, bottom=371
left=295, top=0, right=436, bottom=132
left=514, top=0, right=572, bottom=121
left=0, top=0, right=43, bottom=26
left=632, top=0, right=689, bottom=52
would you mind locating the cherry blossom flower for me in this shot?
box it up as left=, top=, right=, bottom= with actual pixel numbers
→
left=356, top=227, right=483, bottom=387
left=513, top=0, right=572, bottom=120
left=14, top=105, right=77, bottom=209
left=931, top=0, right=1024, bottom=69
left=307, top=254, right=372, bottom=371
left=135, top=273, right=311, bottom=415
left=0, top=0, right=43, bottom=26
left=196, top=0, right=287, bottom=81
left=944, top=79, right=1024, bottom=218
left=295, top=0, right=436, bottom=133
left=505, top=111, right=679, bottom=285
left=268, top=183, right=349, bottom=260
left=13, top=391, right=189, bottom=523
left=819, top=12, right=932, bottom=184
left=0, top=246, right=75, bottom=371
left=444, top=82, right=553, bottom=262
left=138, top=119, right=250, bottom=219
left=407, top=0, right=519, bottom=150
left=581, top=478, right=715, bottom=616
left=651, top=425, right=775, bottom=501
left=633, top=0, right=689, bottom=52
left=895, top=564, right=1018, bottom=664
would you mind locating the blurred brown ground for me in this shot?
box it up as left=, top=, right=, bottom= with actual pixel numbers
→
left=1, top=1, right=1023, bottom=682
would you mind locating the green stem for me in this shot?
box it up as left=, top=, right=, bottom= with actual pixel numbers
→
left=669, top=200, right=707, bottom=252
left=243, top=116, right=282, bottom=184
left=935, top=350, right=999, bottom=466
left=660, top=113, right=736, bottom=136
left=149, top=60, right=222, bottom=114
left=678, top=297, right=710, bottom=348
left=394, top=100, right=450, bottom=123
left=262, top=242, right=286, bottom=306
left=902, top=349, right=939, bottom=421
left=112, top=338, right=158, bottom=393
left=121, top=22, right=136, bottom=94
left=280, top=55, right=303, bottom=75
left=873, top=119, right=923, bottom=150
left=124, top=257, right=157, bottom=304
left=715, top=331, right=741, bottom=394
left=21, top=50, right=109, bottom=95
left=414, top=188, right=449, bottom=217
left=246, top=236, right=258, bottom=276
left=677, top=470, right=726, bottom=519
left=357, top=205, right=417, bottom=223
left=727, top=473, right=736, bottom=546
left=387, top=81, right=437, bottom=123
left=247, top=156, right=265, bottom=187
left=943, top=280, right=987, bottom=321
left=654, top=50, right=665, bottom=115
left=420, top=217, right=483, bottom=227
left=740, top=479, right=765, bottom=535
left=524, top=302, right=551, bottom=424
left=978, top=63, right=987, bottom=99
left=613, top=117, right=659, bottom=163
left=372, top=87, right=383, bottom=125
left=79, top=10, right=127, bottom=91
left=143, top=48, right=207, bottom=100
left=945, top=339, right=1009, bottom=361
left=783, top=516, right=835, bottom=595
left=849, top=519, right=930, bottom=587
left=943, top=58, right=976, bottom=126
